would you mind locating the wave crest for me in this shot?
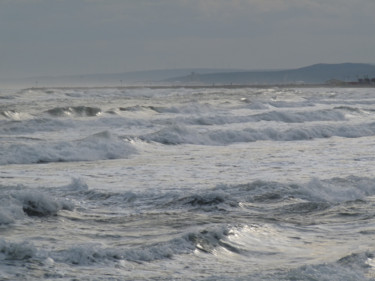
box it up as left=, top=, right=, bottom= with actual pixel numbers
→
left=0, top=131, right=136, bottom=165
left=0, top=240, right=36, bottom=260
left=46, top=106, right=101, bottom=117
left=140, top=122, right=375, bottom=145
left=0, top=188, right=73, bottom=224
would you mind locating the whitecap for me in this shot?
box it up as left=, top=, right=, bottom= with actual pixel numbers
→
left=0, top=131, right=137, bottom=165
left=0, top=239, right=36, bottom=260
left=0, top=187, right=74, bottom=224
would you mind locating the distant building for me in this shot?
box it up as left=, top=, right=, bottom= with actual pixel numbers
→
left=358, top=76, right=375, bottom=85
left=326, top=79, right=345, bottom=86
left=327, top=77, right=375, bottom=86
left=189, top=72, right=199, bottom=82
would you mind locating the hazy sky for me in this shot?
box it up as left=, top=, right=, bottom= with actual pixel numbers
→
left=1, top=0, right=374, bottom=78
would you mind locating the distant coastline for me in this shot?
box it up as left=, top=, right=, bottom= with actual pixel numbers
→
left=24, top=83, right=375, bottom=91
left=3, top=63, right=375, bottom=89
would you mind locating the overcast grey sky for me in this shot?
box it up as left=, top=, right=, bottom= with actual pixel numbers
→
left=1, top=0, right=374, bottom=78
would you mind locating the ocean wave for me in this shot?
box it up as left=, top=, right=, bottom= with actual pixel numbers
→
left=45, top=106, right=102, bottom=117
left=108, top=103, right=215, bottom=116
left=0, top=188, right=73, bottom=224
left=6, top=232, right=370, bottom=281
left=56, top=237, right=194, bottom=265
left=160, top=191, right=238, bottom=213
left=0, top=110, right=27, bottom=121
left=57, top=177, right=90, bottom=193
left=0, top=224, right=261, bottom=265
left=140, top=122, right=375, bottom=145
left=222, top=176, right=375, bottom=204
left=13, top=191, right=73, bottom=217
left=48, top=225, right=236, bottom=265
left=82, top=189, right=137, bottom=203
left=334, top=105, right=364, bottom=113
left=186, top=225, right=241, bottom=254
left=166, top=108, right=346, bottom=126
left=267, top=100, right=315, bottom=108
left=251, top=109, right=346, bottom=123
left=0, top=240, right=36, bottom=261
left=0, top=109, right=33, bottom=122
left=0, top=118, right=74, bottom=134
left=66, top=176, right=375, bottom=215
left=282, top=252, right=374, bottom=281
left=43, top=224, right=375, bottom=281
left=0, top=131, right=137, bottom=165
left=107, top=105, right=155, bottom=113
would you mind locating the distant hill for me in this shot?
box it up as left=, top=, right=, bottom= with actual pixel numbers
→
left=1, top=68, right=243, bottom=88
left=164, top=63, right=375, bottom=85
left=2, top=63, right=375, bottom=88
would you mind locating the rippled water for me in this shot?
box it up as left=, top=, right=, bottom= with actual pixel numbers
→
left=1, top=86, right=375, bottom=280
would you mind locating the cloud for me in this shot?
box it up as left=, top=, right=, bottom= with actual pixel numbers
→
left=0, top=0, right=374, bottom=78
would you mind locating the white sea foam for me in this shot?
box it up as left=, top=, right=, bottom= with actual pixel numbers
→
left=302, top=177, right=375, bottom=203
left=12, top=190, right=73, bottom=216
left=0, top=110, right=33, bottom=121
left=0, top=188, right=73, bottom=224
left=0, top=239, right=36, bottom=260
left=0, top=198, right=25, bottom=225
left=58, top=177, right=90, bottom=193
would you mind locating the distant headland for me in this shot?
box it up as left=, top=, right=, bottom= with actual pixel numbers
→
left=164, top=63, right=375, bottom=87
left=2, top=63, right=375, bottom=88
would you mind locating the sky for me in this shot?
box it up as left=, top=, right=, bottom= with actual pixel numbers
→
left=0, top=0, right=374, bottom=79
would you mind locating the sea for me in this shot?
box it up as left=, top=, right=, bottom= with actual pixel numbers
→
left=1, top=86, right=375, bottom=280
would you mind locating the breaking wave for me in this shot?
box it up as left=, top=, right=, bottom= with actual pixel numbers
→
left=0, top=225, right=232, bottom=265
left=218, top=176, right=375, bottom=204
left=0, top=131, right=136, bottom=165
left=250, top=109, right=346, bottom=123
left=56, top=236, right=194, bottom=265
left=165, top=108, right=346, bottom=126
left=0, top=118, right=74, bottom=134
left=0, top=187, right=73, bottom=225
left=140, top=122, right=375, bottom=145
left=1, top=237, right=373, bottom=281
left=46, top=106, right=101, bottom=117
left=281, top=252, right=374, bottom=281
left=0, top=110, right=32, bottom=121
left=0, top=240, right=36, bottom=261
left=70, top=176, right=375, bottom=216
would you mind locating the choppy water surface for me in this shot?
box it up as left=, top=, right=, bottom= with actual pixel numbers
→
left=1, top=86, right=375, bottom=280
